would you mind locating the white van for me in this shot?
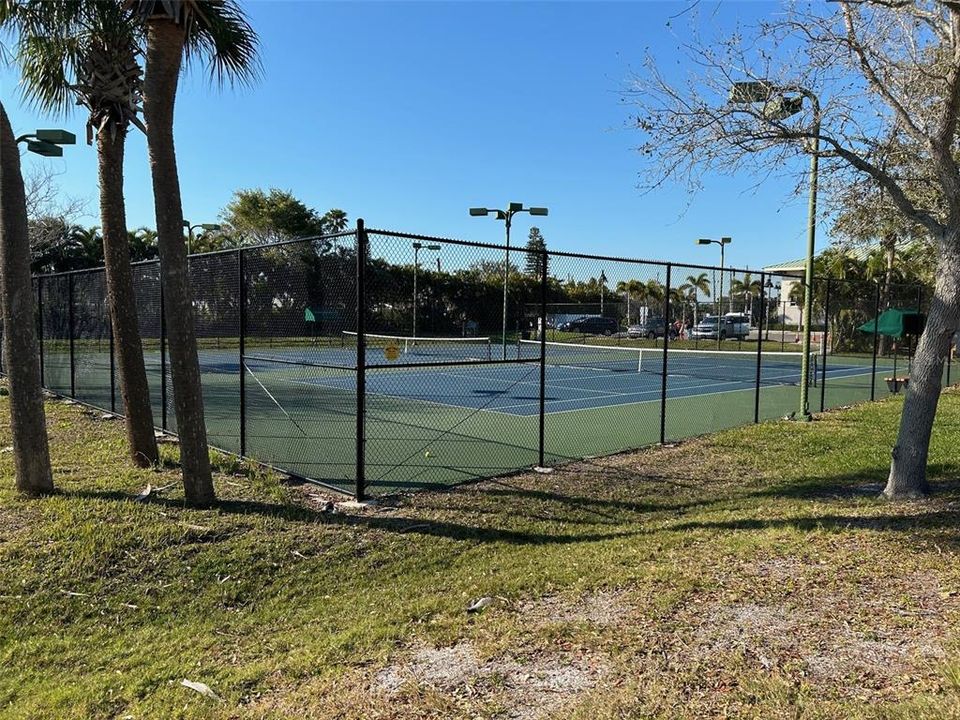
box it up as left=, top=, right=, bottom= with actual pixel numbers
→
left=723, top=313, right=753, bottom=340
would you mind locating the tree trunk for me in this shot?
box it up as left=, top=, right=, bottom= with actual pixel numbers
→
left=883, top=246, right=960, bottom=499
left=142, top=20, right=214, bottom=506
left=0, top=103, right=53, bottom=495
left=97, top=128, right=159, bottom=468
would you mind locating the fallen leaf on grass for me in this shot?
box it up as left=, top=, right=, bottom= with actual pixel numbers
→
left=467, top=596, right=494, bottom=613
left=180, top=679, right=221, bottom=702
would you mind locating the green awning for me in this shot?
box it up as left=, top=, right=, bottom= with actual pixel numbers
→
left=856, top=308, right=922, bottom=338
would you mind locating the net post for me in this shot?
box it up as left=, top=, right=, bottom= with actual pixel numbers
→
left=870, top=281, right=880, bottom=401
left=754, top=272, right=765, bottom=423
left=68, top=273, right=75, bottom=397
left=538, top=248, right=548, bottom=468
left=820, top=278, right=830, bottom=412
left=355, top=219, right=367, bottom=502
left=160, top=275, right=168, bottom=429
left=238, top=248, right=247, bottom=458
left=37, top=277, right=44, bottom=386
left=659, top=263, right=671, bottom=445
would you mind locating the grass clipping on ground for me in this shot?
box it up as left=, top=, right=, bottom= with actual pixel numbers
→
left=2, top=392, right=960, bottom=719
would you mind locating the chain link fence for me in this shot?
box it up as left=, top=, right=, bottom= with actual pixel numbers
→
left=25, top=224, right=946, bottom=499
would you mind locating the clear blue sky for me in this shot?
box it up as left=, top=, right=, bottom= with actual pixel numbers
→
left=0, top=1, right=822, bottom=272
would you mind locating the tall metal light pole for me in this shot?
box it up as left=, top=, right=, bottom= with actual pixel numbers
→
left=470, top=203, right=549, bottom=359
left=182, top=221, right=222, bottom=255
left=412, top=242, right=440, bottom=340
left=730, top=80, right=820, bottom=419
left=697, top=237, right=731, bottom=347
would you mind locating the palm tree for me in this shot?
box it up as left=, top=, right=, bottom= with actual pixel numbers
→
left=0, top=102, right=54, bottom=495
left=0, top=1, right=161, bottom=467
left=322, top=208, right=348, bottom=233
left=728, top=272, right=762, bottom=320
left=686, top=272, right=710, bottom=326
left=133, top=0, right=259, bottom=506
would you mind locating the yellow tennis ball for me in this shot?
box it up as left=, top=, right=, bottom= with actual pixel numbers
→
left=424, top=451, right=433, bottom=458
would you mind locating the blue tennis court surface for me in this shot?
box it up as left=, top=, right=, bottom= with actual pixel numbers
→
left=248, top=348, right=895, bottom=417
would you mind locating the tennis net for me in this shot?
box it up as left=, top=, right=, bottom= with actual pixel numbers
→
left=518, top=339, right=817, bottom=385
left=343, top=331, right=493, bottom=362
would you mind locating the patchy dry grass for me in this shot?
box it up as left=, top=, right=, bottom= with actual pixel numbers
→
left=3, top=388, right=960, bottom=718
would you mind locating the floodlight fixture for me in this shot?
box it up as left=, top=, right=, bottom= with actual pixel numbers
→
left=469, top=201, right=550, bottom=359
left=26, top=140, right=62, bottom=157
left=35, top=129, right=76, bottom=145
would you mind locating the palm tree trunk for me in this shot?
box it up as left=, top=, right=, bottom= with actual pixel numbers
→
left=0, top=103, right=53, bottom=495
left=884, top=245, right=960, bottom=498
left=97, top=128, right=159, bottom=467
left=142, top=20, right=214, bottom=506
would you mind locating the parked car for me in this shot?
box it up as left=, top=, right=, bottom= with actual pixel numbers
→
left=628, top=317, right=669, bottom=339
left=559, top=315, right=620, bottom=336
left=689, top=313, right=753, bottom=340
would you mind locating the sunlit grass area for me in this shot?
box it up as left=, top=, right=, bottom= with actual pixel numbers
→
left=2, top=389, right=960, bottom=718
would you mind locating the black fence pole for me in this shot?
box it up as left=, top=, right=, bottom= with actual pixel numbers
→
left=754, top=272, right=765, bottom=424
left=109, top=319, right=116, bottom=413
left=870, top=282, right=881, bottom=401
left=538, top=248, right=548, bottom=468
left=355, top=219, right=367, bottom=501
left=68, top=273, right=75, bottom=397
left=659, top=263, right=672, bottom=445
left=238, top=248, right=247, bottom=457
left=820, top=279, right=830, bottom=412
left=37, top=277, right=44, bottom=386
left=160, top=278, right=168, bottom=429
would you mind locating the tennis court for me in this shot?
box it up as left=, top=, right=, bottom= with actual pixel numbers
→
left=29, top=228, right=942, bottom=498
left=117, top=334, right=897, bottom=492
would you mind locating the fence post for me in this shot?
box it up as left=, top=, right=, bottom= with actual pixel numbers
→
left=238, top=248, right=247, bottom=457
left=109, top=317, right=116, bottom=413
left=37, top=277, right=44, bottom=386
left=68, top=273, right=75, bottom=397
left=538, top=248, right=548, bottom=468
left=870, top=282, right=880, bottom=401
left=820, top=279, right=830, bottom=412
left=355, top=219, right=367, bottom=501
left=160, top=275, right=168, bottom=429
left=754, top=272, right=765, bottom=423
left=659, top=263, right=672, bottom=445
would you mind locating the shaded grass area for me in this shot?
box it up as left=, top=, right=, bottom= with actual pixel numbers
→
left=2, top=391, right=960, bottom=718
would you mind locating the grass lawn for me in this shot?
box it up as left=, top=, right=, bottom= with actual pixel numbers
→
left=3, top=390, right=960, bottom=718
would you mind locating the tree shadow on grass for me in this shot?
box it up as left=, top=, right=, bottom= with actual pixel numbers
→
left=64, top=488, right=643, bottom=547
left=744, top=463, right=960, bottom=502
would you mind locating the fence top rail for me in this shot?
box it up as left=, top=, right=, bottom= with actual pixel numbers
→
left=28, top=224, right=916, bottom=295
left=31, top=230, right=360, bottom=280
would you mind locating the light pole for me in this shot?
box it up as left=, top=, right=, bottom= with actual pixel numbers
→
left=182, top=221, right=222, bottom=255
left=697, top=237, right=731, bottom=347
left=15, top=128, right=76, bottom=157
left=470, top=203, right=548, bottom=359
left=412, top=242, right=440, bottom=340
left=730, top=80, right=820, bottom=419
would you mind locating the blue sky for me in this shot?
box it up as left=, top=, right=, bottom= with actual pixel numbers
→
left=1, top=1, right=821, bottom=272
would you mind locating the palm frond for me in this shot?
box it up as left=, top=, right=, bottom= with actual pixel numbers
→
left=184, top=1, right=260, bottom=88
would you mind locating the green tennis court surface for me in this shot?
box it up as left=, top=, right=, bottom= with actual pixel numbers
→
left=40, top=336, right=917, bottom=496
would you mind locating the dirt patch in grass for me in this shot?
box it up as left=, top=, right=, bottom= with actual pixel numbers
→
left=372, top=640, right=608, bottom=719
left=515, top=588, right=633, bottom=628
left=670, top=561, right=955, bottom=703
